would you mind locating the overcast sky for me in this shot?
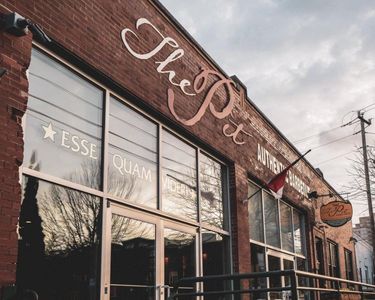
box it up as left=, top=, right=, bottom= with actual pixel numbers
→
left=160, top=0, right=375, bottom=223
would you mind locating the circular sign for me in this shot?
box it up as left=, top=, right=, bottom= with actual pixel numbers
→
left=320, top=201, right=353, bottom=227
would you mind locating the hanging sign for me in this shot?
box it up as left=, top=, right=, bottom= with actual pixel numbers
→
left=320, top=201, right=353, bottom=227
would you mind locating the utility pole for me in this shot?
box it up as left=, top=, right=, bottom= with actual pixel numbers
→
left=358, top=110, right=375, bottom=278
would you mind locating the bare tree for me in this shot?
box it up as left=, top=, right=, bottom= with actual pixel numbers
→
left=344, top=148, right=375, bottom=207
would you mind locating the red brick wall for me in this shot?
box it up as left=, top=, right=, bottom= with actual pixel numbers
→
left=0, top=0, right=356, bottom=288
left=0, top=7, right=32, bottom=285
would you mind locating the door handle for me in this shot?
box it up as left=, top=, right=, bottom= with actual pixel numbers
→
left=158, top=285, right=171, bottom=299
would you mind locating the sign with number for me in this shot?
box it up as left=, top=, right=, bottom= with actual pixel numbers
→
left=320, top=201, right=353, bottom=227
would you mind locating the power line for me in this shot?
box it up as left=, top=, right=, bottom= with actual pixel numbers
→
left=292, top=119, right=359, bottom=145
left=293, top=125, right=343, bottom=144
left=360, top=102, right=375, bottom=112
left=363, top=107, right=375, bottom=114
left=303, top=131, right=361, bottom=151
left=315, top=150, right=355, bottom=166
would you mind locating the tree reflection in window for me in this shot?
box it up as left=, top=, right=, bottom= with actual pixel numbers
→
left=264, top=192, right=280, bottom=248
left=17, top=175, right=101, bottom=300
left=164, top=228, right=195, bottom=291
left=108, top=98, right=158, bottom=208
left=248, top=182, right=264, bottom=242
left=161, top=130, right=197, bottom=221
left=200, top=154, right=224, bottom=229
left=25, top=49, right=103, bottom=189
left=110, top=215, right=155, bottom=299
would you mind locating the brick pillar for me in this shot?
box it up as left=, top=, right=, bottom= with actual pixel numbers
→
left=230, top=163, right=251, bottom=299
left=0, top=18, right=32, bottom=286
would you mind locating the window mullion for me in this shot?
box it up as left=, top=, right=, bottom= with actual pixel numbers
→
left=102, top=90, right=110, bottom=195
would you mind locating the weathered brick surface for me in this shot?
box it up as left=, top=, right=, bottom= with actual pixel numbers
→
left=0, top=0, right=356, bottom=291
left=0, top=14, right=32, bottom=285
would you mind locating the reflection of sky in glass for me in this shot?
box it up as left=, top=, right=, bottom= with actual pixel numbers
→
left=111, top=214, right=155, bottom=287
left=24, top=49, right=103, bottom=189
left=280, top=202, right=293, bottom=252
left=108, top=98, right=157, bottom=208
left=21, top=176, right=101, bottom=254
left=293, top=210, right=303, bottom=255
left=164, top=228, right=195, bottom=287
left=264, top=193, right=280, bottom=248
left=111, top=214, right=155, bottom=244
left=200, top=154, right=223, bottom=228
left=248, top=182, right=264, bottom=242
left=162, top=130, right=197, bottom=221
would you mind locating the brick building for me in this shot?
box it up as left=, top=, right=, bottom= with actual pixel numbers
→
left=0, top=0, right=358, bottom=299
left=353, top=213, right=375, bottom=247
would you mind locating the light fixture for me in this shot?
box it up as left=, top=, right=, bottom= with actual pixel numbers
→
left=0, top=12, right=51, bottom=43
left=308, top=190, right=350, bottom=200
left=0, top=67, right=7, bottom=79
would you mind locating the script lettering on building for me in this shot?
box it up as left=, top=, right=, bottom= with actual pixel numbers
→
left=257, top=144, right=310, bottom=198
left=120, top=18, right=251, bottom=145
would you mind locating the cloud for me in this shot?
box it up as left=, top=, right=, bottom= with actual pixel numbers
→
left=160, top=0, right=375, bottom=222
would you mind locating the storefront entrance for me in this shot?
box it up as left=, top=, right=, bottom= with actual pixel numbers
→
left=103, top=203, right=198, bottom=300
left=267, top=249, right=294, bottom=300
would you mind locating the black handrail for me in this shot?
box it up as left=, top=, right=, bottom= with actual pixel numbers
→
left=169, top=269, right=375, bottom=299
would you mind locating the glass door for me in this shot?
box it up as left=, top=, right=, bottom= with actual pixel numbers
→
left=163, top=222, right=197, bottom=299
left=104, top=203, right=198, bottom=300
left=268, top=254, right=282, bottom=300
left=108, top=206, right=158, bottom=300
left=267, top=250, right=295, bottom=300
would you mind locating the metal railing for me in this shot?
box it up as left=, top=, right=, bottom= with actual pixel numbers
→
left=168, top=270, right=375, bottom=299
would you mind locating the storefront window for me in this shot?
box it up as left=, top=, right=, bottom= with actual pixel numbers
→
left=21, top=48, right=231, bottom=299
left=293, top=209, right=305, bottom=255
left=25, top=49, right=103, bottom=189
left=344, top=249, right=354, bottom=281
left=280, top=202, right=293, bottom=252
left=248, top=182, right=264, bottom=242
left=108, top=98, right=158, bottom=208
left=328, top=241, right=339, bottom=278
left=17, top=176, right=102, bottom=299
left=162, top=130, right=197, bottom=221
left=200, top=154, right=224, bottom=228
left=248, top=181, right=306, bottom=256
left=264, top=192, right=280, bottom=248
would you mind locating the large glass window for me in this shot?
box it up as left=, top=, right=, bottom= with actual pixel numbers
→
left=200, top=154, right=224, bottom=228
left=108, top=97, right=158, bottom=208
left=344, top=249, right=354, bottom=281
left=293, top=209, right=305, bottom=255
left=161, top=130, right=197, bottom=221
left=21, top=48, right=231, bottom=299
left=248, top=180, right=306, bottom=256
left=17, top=176, right=102, bottom=299
left=24, top=49, right=228, bottom=228
left=280, top=202, right=293, bottom=252
left=264, top=192, right=280, bottom=248
left=25, top=49, right=103, bottom=189
left=248, top=182, right=264, bottom=242
left=328, top=241, right=339, bottom=278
